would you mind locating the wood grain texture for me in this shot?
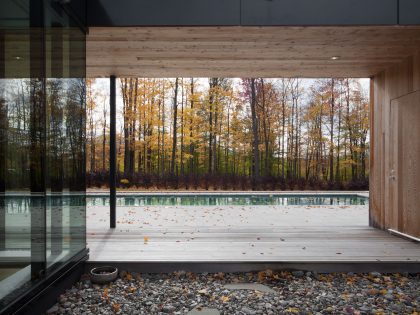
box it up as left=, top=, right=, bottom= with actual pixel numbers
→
left=371, top=52, right=420, bottom=238
left=87, top=226, right=420, bottom=262
left=86, top=26, right=420, bottom=78
left=398, top=92, right=420, bottom=237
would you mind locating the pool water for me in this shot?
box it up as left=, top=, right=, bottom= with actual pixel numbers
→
left=87, top=194, right=368, bottom=207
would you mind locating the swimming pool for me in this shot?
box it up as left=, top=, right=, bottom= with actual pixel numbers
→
left=87, top=194, right=368, bottom=206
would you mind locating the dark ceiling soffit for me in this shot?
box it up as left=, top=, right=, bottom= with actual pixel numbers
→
left=241, top=0, right=398, bottom=26
left=87, top=0, right=241, bottom=27
left=86, top=0, right=420, bottom=27
left=399, top=0, right=420, bottom=25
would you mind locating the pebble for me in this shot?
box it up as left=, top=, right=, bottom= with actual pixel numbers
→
left=292, top=270, right=305, bottom=277
left=241, top=307, right=256, bottom=315
left=44, top=271, right=419, bottom=315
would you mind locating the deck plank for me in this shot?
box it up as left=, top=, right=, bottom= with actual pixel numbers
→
left=87, top=204, right=420, bottom=263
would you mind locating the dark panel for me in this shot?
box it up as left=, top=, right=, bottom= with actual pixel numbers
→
left=68, top=0, right=87, bottom=26
left=0, top=31, right=5, bottom=252
left=109, top=75, right=116, bottom=228
left=3, top=250, right=88, bottom=315
left=87, top=0, right=240, bottom=26
left=399, top=0, right=420, bottom=25
left=241, top=0, right=398, bottom=26
left=0, top=0, right=30, bottom=28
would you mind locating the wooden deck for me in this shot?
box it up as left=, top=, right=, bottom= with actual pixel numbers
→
left=88, top=226, right=420, bottom=263
left=87, top=203, right=420, bottom=265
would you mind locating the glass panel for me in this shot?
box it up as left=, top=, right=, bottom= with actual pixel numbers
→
left=0, top=0, right=86, bottom=309
left=44, top=3, right=86, bottom=269
left=0, top=0, right=35, bottom=303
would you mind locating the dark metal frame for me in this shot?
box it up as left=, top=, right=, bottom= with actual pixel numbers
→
left=29, top=0, right=47, bottom=281
left=0, top=30, right=5, bottom=252
left=2, top=249, right=88, bottom=315
left=109, top=75, right=116, bottom=228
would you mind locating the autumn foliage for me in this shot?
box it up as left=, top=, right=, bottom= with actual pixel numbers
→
left=86, top=78, right=369, bottom=190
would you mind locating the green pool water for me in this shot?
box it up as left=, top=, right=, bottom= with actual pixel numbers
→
left=87, top=194, right=368, bottom=207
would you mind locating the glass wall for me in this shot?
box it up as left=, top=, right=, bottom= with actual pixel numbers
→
left=0, top=0, right=86, bottom=311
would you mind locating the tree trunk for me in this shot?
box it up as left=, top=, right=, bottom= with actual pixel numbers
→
left=170, top=78, right=179, bottom=176
left=250, top=79, right=259, bottom=186
left=189, top=78, right=195, bottom=175
left=329, top=78, right=335, bottom=182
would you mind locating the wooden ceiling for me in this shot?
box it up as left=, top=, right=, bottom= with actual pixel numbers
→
left=87, top=26, right=420, bottom=78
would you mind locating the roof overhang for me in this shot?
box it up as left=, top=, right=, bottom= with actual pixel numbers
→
left=87, top=26, right=420, bottom=78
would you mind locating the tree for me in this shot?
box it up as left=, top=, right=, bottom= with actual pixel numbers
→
left=170, top=78, right=179, bottom=176
left=85, top=77, right=370, bottom=190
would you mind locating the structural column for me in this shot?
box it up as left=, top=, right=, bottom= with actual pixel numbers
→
left=109, top=75, right=116, bottom=228
left=50, top=25, right=63, bottom=256
left=0, top=30, right=6, bottom=251
left=29, top=0, right=47, bottom=279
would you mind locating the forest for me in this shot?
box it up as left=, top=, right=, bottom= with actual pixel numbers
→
left=86, top=78, right=370, bottom=190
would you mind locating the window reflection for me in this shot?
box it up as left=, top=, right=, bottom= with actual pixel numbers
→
left=0, top=4, right=87, bottom=309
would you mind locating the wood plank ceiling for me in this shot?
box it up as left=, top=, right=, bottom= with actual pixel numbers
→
left=87, top=26, right=420, bottom=78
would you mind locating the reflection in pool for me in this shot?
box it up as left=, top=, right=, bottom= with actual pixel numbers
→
left=86, top=194, right=368, bottom=207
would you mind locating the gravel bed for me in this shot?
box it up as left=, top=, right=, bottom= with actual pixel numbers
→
left=46, top=270, right=420, bottom=315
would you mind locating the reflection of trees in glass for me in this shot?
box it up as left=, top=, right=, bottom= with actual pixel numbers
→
left=48, top=79, right=65, bottom=192
left=29, top=79, right=45, bottom=192
left=65, top=79, right=86, bottom=191
left=3, top=80, right=31, bottom=190
left=0, top=81, right=7, bottom=194
left=0, top=78, right=86, bottom=192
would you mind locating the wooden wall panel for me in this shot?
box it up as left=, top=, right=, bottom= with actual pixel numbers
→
left=414, top=51, right=420, bottom=91
left=371, top=52, right=420, bottom=238
left=369, top=73, right=384, bottom=229
left=400, top=93, right=420, bottom=237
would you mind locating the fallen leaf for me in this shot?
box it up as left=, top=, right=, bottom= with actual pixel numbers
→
left=112, top=303, right=121, bottom=313
left=220, top=296, right=230, bottom=303
left=286, top=307, right=300, bottom=314
left=103, top=287, right=109, bottom=299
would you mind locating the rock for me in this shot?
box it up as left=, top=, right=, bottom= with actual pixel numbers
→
left=292, top=271, right=304, bottom=277
left=369, top=272, right=381, bottom=277
left=384, top=294, right=394, bottom=300
left=163, top=305, right=176, bottom=313
left=359, top=306, right=371, bottom=313
left=223, top=283, right=276, bottom=294
left=187, top=307, right=220, bottom=315
left=241, top=307, right=256, bottom=315
left=46, top=271, right=419, bottom=315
